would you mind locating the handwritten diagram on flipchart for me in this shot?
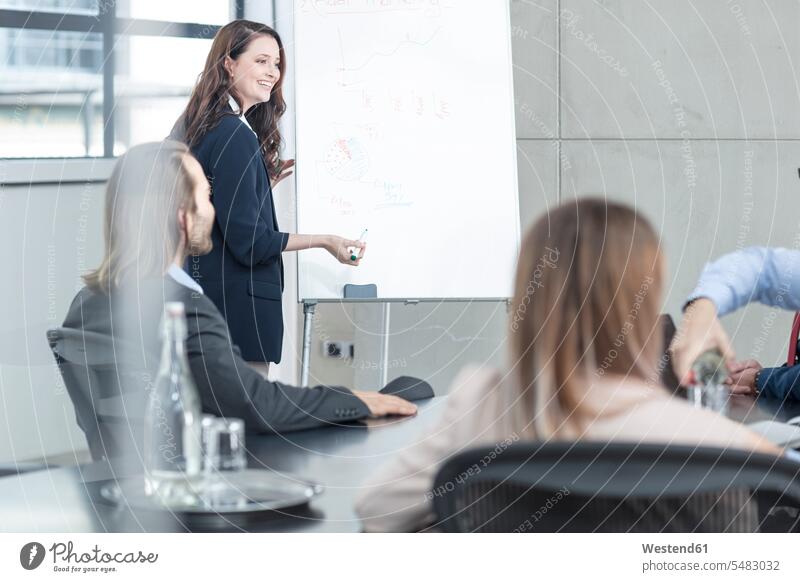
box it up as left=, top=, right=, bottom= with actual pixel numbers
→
left=295, top=0, right=519, bottom=300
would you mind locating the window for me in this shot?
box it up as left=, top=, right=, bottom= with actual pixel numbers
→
left=117, top=0, right=230, bottom=26
left=0, top=28, right=103, bottom=157
left=0, top=0, right=97, bottom=17
left=114, top=34, right=212, bottom=154
left=0, top=0, right=241, bottom=159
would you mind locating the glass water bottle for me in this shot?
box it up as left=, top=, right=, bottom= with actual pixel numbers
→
left=143, top=302, right=203, bottom=504
left=689, top=348, right=729, bottom=415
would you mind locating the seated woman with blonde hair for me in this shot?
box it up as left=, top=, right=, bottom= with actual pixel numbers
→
left=354, top=197, right=780, bottom=532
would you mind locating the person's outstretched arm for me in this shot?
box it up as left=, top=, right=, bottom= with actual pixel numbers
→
left=687, top=247, right=800, bottom=316
left=672, top=247, right=800, bottom=383
left=184, top=293, right=415, bottom=432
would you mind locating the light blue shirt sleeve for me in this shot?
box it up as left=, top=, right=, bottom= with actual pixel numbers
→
left=783, top=448, right=800, bottom=462
left=687, top=247, right=800, bottom=317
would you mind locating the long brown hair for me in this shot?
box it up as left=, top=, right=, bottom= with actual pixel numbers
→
left=83, top=141, right=197, bottom=292
left=510, top=198, right=664, bottom=439
left=173, top=19, right=287, bottom=177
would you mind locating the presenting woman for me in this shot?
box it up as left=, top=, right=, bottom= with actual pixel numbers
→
left=172, top=20, right=364, bottom=375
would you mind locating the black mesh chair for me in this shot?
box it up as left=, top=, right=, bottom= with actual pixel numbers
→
left=46, top=328, right=151, bottom=462
left=432, top=442, right=800, bottom=532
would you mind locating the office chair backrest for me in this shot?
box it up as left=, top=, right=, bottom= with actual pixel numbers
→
left=432, top=441, right=800, bottom=532
left=46, top=327, right=151, bottom=461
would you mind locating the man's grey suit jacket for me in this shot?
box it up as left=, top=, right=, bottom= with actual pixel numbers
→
left=61, top=276, right=370, bottom=433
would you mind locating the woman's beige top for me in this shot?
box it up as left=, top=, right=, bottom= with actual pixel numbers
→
left=354, top=366, right=778, bottom=532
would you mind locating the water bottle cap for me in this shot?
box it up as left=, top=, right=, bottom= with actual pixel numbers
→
left=226, top=418, right=245, bottom=432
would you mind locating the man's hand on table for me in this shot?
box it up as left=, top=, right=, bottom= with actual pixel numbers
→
left=353, top=391, right=417, bottom=418
left=725, top=359, right=763, bottom=396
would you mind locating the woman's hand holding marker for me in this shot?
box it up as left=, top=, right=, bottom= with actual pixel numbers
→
left=325, top=234, right=366, bottom=266
left=350, top=229, right=368, bottom=262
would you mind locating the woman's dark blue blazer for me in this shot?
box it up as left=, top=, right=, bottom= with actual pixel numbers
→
left=189, top=113, right=289, bottom=363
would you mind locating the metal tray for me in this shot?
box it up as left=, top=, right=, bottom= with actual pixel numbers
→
left=98, top=469, right=323, bottom=515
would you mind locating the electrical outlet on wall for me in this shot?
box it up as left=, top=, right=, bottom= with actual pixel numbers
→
left=322, top=340, right=354, bottom=359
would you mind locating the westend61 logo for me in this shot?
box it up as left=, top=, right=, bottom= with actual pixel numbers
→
left=19, top=541, right=158, bottom=574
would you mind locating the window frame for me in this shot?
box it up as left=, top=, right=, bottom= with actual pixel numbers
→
left=0, top=1, right=244, bottom=161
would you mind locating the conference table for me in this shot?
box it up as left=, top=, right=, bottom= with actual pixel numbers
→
left=1, top=392, right=800, bottom=533
left=0, top=397, right=445, bottom=533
